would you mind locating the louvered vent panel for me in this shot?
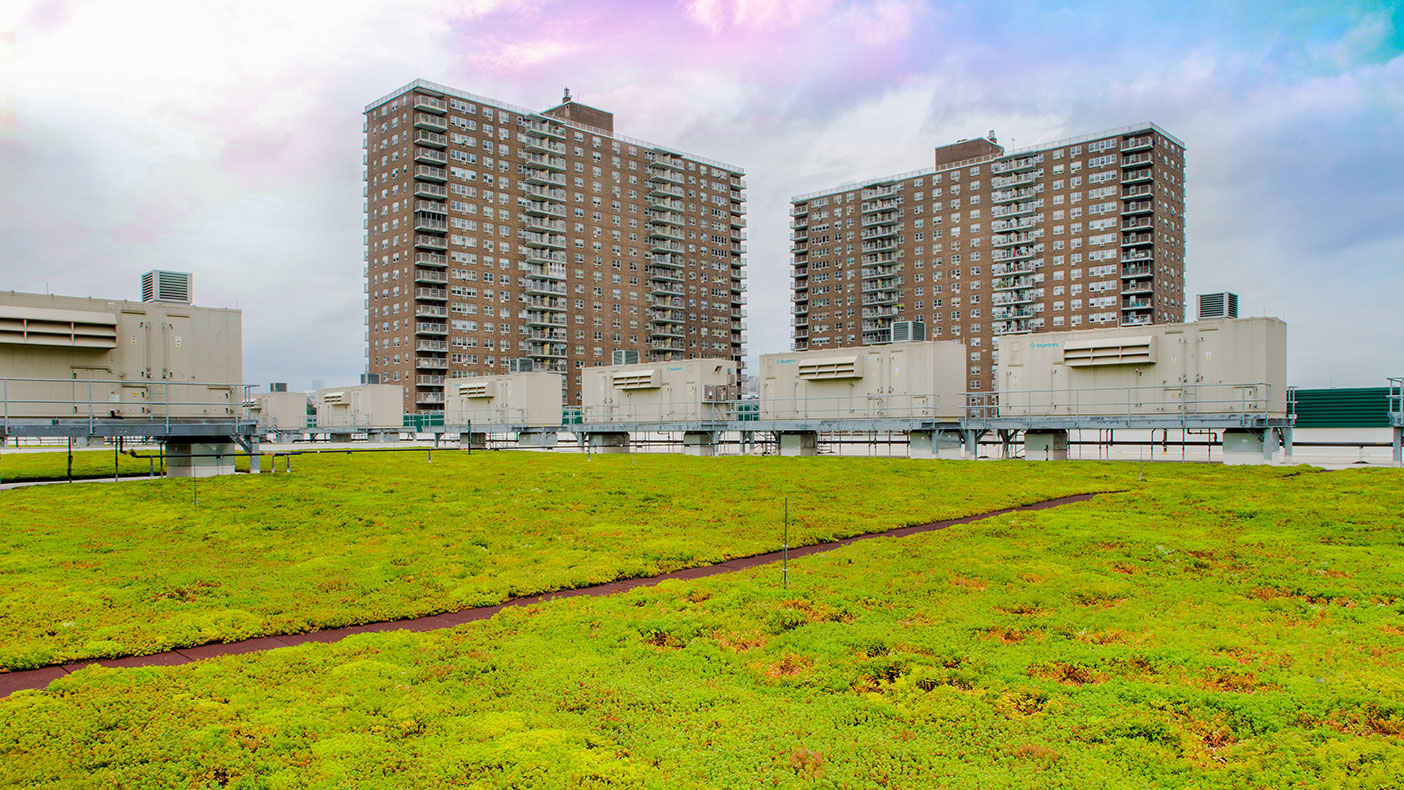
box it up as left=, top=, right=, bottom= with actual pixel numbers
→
left=797, top=356, right=863, bottom=380
left=1062, top=337, right=1155, bottom=367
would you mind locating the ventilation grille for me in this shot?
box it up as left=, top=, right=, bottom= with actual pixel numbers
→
left=321, top=392, right=347, bottom=405
left=891, top=320, right=926, bottom=343
left=612, top=369, right=661, bottom=389
left=141, top=270, right=192, bottom=304
left=458, top=380, right=497, bottom=399
left=1197, top=292, right=1238, bottom=320
left=797, top=355, right=863, bottom=380
left=0, top=306, right=118, bottom=349
left=1062, top=337, right=1155, bottom=367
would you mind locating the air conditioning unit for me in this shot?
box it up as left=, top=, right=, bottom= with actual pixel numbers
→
left=891, top=320, right=926, bottom=343
left=508, top=358, right=534, bottom=373
left=141, top=270, right=192, bottom=304
left=612, top=349, right=640, bottom=365
left=1197, top=292, right=1239, bottom=320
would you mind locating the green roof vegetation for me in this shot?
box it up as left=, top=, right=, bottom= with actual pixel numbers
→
left=1, top=459, right=1400, bottom=787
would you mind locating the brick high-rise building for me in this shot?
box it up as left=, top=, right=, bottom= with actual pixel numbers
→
left=789, top=123, right=1186, bottom=394
left=364, top=81, right=748, bottom=411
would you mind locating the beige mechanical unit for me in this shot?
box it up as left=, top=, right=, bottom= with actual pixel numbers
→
left=997, top=317, right=1288, bottom=417
left=0, top=291, right=242, bottom=419
left=445, top=372, right=563, bottom=427
left=248, top=391, right=309, bottom=431
left=310, top=384, right=404, bottom=430
left=758, top=341, right=967, bottom=420
left=581, top=358, right=738, bottom=423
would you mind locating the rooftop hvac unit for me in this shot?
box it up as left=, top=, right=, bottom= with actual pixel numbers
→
left=458, top=380, right=497, bottom=399
left=891, top=320, right=926, bottom=343
left=612, top=349, right=640, bottom=365
left=508, top=358, right=534, bottom=373
left=269, top=382, right=288, bottom=393
left=1198, top=292, right=1238, bottom=320
left=141, top=270, right=192, bottom=304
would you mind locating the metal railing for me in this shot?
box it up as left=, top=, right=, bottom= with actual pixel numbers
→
left=2, top=377, right=253, bottom=435
left=964, top=382, right=1277, bottom=420
left=1389, top=377, right=1403, bottom=427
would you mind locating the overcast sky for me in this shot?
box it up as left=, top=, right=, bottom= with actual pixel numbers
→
left=3, top=0, right=1401, bottom=390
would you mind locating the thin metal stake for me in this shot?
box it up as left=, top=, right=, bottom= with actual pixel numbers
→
left=192, top=470, right=198, bottom=507
left=783, top=497, right=790, bottom=589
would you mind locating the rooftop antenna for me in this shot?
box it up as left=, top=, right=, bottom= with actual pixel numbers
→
left=562, top=87, right=571, bottom=103
left=988, top=129, right=997, bottom=143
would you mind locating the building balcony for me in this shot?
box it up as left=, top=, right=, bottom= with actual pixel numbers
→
left=527, top=343, right=567, bottom=359
left=524, top=280, right=567, bottom=296
left=647, top=183, right=685, bottom=199
left=647, top=267, right=683, bottom=283
left=414, top=215, right=447, bottom=233
left=991, top=307, right=1035, bottom=320
left=414, top=130, right=447, bottom=148
left=523, top=153, right=566, bottom=171
left=415, top=322, right=448, bottom=336
left=1121, top=200, right=1153, bottom=216
left=527, top=262, right=568, bottom=280
left=992, top=320, right=1034, bottom=336
left=1121, top=250, right=1153, bottom=264
left=415, top=391, right=445, bottom=405
left=650, top=239, right=686, bottom=255
left=991, top=171, right=1040, bottom=188
left=1121, top=152, right=1153, bottom=168
left=991, top=292, right=1035, bottom=306
left=525, top=249, right=566, bottom=265
left=1121, top=233, right=1153, bottom=248
left=991, top=261, right=1037, bottom=277
left=522, top=137, right=566, bottom=155
left=525, top=201, right=566, bottom=218
left=991, top=218, right=1037, bottom=233
left=415, top=304, right=447, bottom=318
left=1122, top=217, right=1153, bottom=231
left=650, top=339, right=687, bottom=352
left=523, top=231, right=567, bottom=250
left=521, top=117, right=566, bottom=140
left=415, top=357, right=448, bottom=369
left=1122, top=135, right=1153, bottom=152
left=523, top=169, right=567, bottom=187
left=791, top=204, right=809, bottom=217
left=523, top=295, right=566, bottom=311
left=1121, top=169, right=1153, bottom=185
left=647, top=227, right=686, bottom=243
left=413, top=165, right=448, bottom=183
left=1122, top=280, right=1154, bottom=295
left=528, top=328, right=568, bottom=341
left=651, top=253, right=683, bottom=268
left=861, top=198, right=900, bottom=214
left=991, top=244, right=1042, bottom=262
left=649, top=326, right=684, bottom=339
left=415, top=287, right=447, bottom=301
left=992, top=276, right=1036, bottom=292
left=525, top=217, right=567, bottom=233
left=1121, top=315, right=1153, bottom=327
left=523, top=311, right=567, bottom=328
left=413, top=113, right=447, bottom=131
left=992, top=187, right=1039, bottom=204
left=413, top=182, right=448, bottom=199
left=990, top=155, right=1042, bottom=174
left=650, top=196, right=686, bottom=212
left=414, top=269, right=447, bottom=285
left=647, top=210, right=686, bottom=227
left=860, top=183, right=899, bottom=200
left=523, top=184, right=567, bottom=202
left=861, top=251, right=899, bottom=265
left=414, top=235, right=447, bottom=250
left=416, top=339, right=447, bottom=352
left=413, top=95, right=448, bottom=114
left=863, top=211, right=900, bottom=229
left=414, top=147, right=447, bottom=165
left=650, top=152, right=686, bottom=171
left=650, top=283, right=684, bottom=297
left=414, top=252, right=447, bottom=269
left=992, top=201, right=1038, bottom=218
left=992, top=232, right=1040, bottom=248
left=415, top=200, right=447, bottom=215
left=646, top=169, right=685, bottom=186
left=1122, top=298, right=1153, bottom=311
left=1121, top=263, right=1153, bottom=278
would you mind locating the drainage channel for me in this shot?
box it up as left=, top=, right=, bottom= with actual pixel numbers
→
left=0, top=491, right=1107, bottom=698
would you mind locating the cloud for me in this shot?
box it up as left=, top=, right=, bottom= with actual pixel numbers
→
left=2, top=0, right=1400, bottom=391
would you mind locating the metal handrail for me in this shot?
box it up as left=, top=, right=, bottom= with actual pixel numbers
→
left=964, top=382, right=1276, bottom=421
left=1388, top=377, right=1403, bottom=427
left=1, top=376, right=254, bottom=435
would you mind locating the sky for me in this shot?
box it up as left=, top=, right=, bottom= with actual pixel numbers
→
left=2, top=0, right=1401, bottom=390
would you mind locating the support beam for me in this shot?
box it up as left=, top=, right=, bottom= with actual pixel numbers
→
left=682, top=431, right=719, bottom=457
left=518, top=430, right=559, bottom=449
left=1223, top=428, right=1279, bottom=466
left=166, top=441, right=237, bottom=478
left=1024, top=430, right=1070, bottom=461
left=584, top=432, right=628, bottom=454
left=778, top=432, right=817, bottom=457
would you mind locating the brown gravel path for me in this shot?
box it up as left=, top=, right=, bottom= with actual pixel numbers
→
left=0, top=491, right=1104, bottom=698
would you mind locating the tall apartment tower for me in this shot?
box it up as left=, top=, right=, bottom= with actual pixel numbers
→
left=364, top=81, right=748, bottom=412
left=789, top=123, right=1186, bottom=393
